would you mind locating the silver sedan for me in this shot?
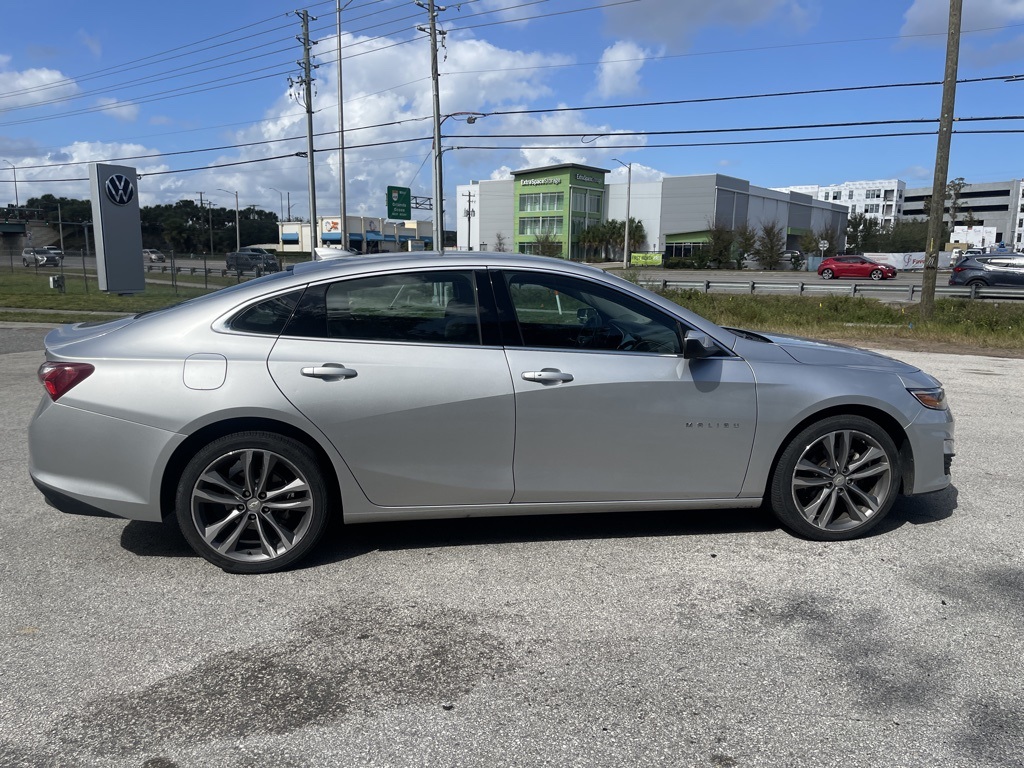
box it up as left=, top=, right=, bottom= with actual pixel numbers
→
left=29, top=253, right=955, bottom=573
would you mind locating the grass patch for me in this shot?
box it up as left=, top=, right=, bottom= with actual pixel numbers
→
left=660, top=290, right=1024, bottom=353
left=0, top=268, right=233, bottom=315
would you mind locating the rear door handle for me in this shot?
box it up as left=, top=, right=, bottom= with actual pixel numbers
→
left=522, top=368, right=574, bottom=384
left=301, top=363, right=358, bottom=379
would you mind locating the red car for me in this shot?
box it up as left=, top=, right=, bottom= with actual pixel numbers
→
left=818, top=255, right=897, bottom=280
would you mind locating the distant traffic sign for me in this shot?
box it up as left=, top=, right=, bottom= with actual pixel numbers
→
left=387, top=186, right=411, bottom=219
left=818, top=240, right=829, bottom=251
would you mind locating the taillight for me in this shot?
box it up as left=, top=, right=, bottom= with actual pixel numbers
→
left=38, top=362, right=94, bottom=401
left=952, top=266, right=965, bottom=273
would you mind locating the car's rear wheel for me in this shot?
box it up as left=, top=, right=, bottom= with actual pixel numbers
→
left=770, top=415, right=900, bottom=541
left=821, top=268, right=834, bottom=280
left=175, top=431, right=330, bottom=573
left=965, top=278, right=987, bottom=287
left=870, top=269, right=883, bottom=280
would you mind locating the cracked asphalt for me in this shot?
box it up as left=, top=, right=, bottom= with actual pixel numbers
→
left=1, top=325, right=1022, bottom=768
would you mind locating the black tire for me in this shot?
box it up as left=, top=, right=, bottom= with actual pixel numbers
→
left=870, top=269, right=883, bottom=280
left=821, top=268, right=834, bottom=280
left=23, top=259, right=30, bottom=267
left=175, top=431, right=331, bottom=573
left=965, top=278, right=987, bottom=287
left=770, top=415, right=900, bottom=541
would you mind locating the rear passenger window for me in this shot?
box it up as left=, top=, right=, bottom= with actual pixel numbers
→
left=283, top=271, right=480, bottom=344
left=230, top=290, right=303, bottom=335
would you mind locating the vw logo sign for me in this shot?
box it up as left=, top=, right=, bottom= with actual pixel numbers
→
left=105, top=174, right=135, bottom=206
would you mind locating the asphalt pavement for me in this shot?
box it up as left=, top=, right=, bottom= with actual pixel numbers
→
left=1, top=326, right=1022, bottom=767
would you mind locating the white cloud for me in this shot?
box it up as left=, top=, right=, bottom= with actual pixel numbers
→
left=95, top=98, right=139, bottom=122
left=595, top=41, right=653, bottom=99
left=77, top=30, right=102, bottom=58
left=903, top=0, right=1024, bottom=38
left=0, top=65, right=79, bottom=109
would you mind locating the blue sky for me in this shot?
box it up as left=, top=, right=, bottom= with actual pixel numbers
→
left=1, top=0, right=1023, bottom=225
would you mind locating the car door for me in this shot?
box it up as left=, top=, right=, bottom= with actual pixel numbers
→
left=267, top=269, right=516, bottom=507
left=494, top=269, right=757, bottom=503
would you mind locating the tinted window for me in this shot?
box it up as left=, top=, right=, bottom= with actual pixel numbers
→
left=503, top=271, right=681, bottom=354
left=284, top=270, right=481, bottom=345
left=230, top=290, right=303, bottom=335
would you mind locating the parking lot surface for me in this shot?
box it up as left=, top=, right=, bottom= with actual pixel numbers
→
left=1, top=327, right=1022, bottom=767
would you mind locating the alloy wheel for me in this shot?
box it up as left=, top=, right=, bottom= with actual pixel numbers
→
left=789, top=428, right=893, bottom=533
left=189, top=447, right=316, bottom=565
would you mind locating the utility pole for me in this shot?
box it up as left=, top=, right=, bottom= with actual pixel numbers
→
left=416, top=0, right=446, bottom=252
left=295, top=10, right=319, bottom=255
left=218, top=188, right=241, bottom=252
left=921, top=0, right=962, bottom=317
left=337, top=0, right=352, bottom=251
left=463, top=189, right=475, bottom=250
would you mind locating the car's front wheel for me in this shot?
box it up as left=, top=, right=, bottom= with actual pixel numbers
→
left=870, top=269, right=883, bottom=280
left=820, top=268, right=834, bottom=280
left=175, top=431, right=331, bottom=573
left=770, top=415, right=900, bottom=541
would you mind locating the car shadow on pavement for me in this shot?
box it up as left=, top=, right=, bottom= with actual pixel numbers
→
left=306, top=506, right=781, bottom=569
left=117, top=486, right=958, bottom=570
left=873, top=484, right=958, bottom=536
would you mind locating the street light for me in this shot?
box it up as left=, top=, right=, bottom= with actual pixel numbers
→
left=430, top=111, right=487, bottom=252
left=2, top=159, right=18, bottom=208
left=217, top=188, right=241, bottom=252
left=613, top=159, right=632, bottom=268
left=268, top=187, right=285, bottom=221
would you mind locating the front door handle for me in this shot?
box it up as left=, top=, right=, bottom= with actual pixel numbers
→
left=522, top=368, right=574, bottom=384
left=301, top=363, right=358, bottom=380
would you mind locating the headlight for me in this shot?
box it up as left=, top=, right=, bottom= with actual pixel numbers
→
left=908, top=387, right=947, bottom=410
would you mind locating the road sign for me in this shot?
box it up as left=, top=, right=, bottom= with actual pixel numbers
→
left=818, top=240, right=829, bottom=251
left=387, top=186, right=411, bottom=219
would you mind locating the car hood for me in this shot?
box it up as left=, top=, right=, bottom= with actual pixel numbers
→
left=745, top=330, right=921, bottom=374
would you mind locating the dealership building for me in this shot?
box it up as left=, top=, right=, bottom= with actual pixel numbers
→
left=456, top=164, right=850, bottom=258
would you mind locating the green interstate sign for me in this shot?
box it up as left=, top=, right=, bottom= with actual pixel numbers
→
left=386, top=186, right=411, bottom=219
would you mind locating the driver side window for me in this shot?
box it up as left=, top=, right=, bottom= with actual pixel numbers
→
left=503, top=271, right=681, bottom=354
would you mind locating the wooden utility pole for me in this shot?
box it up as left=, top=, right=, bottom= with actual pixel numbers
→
left=921, top=0, right=962, bottom=317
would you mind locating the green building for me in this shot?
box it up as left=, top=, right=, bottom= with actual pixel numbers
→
left=511, top=164, right=607, bottom=260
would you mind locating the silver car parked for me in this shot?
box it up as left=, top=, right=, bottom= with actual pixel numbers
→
left=29, top=253, right=955, bottom=573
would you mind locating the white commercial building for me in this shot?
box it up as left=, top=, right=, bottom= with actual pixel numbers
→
left=772, top=179, right=906, bottom=227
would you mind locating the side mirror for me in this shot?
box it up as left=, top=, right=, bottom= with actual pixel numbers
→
left=577, top=307, right=599, bottom=326
left=683, top=330, right=718, bottom=360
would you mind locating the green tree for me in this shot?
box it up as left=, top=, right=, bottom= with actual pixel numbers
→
left=945, top=177, right=967, bottom=228
left=755, top=221, right=786, bottom=270
left=493, top=232, right=509, bottom=252
left=533, top=231, right=563, bottom=258
left=705, top=218, right=735, bottom=269
left=798, top=231, right=820, bottom=258
left=577, top=223, right=600, bottom=262
left=733, top=223, right=758, bottom=269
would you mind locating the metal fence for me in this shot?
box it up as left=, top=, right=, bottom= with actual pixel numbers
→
left=641, top=278, right=1024, bottom=302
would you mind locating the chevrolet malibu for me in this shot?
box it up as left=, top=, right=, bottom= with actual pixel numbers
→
left=29, top=253, right=955, bottom=573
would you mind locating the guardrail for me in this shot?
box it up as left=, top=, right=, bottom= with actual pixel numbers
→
left=642, top=278, right=1024, bottom=302
left=144, top=264, right=263, bottom=277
